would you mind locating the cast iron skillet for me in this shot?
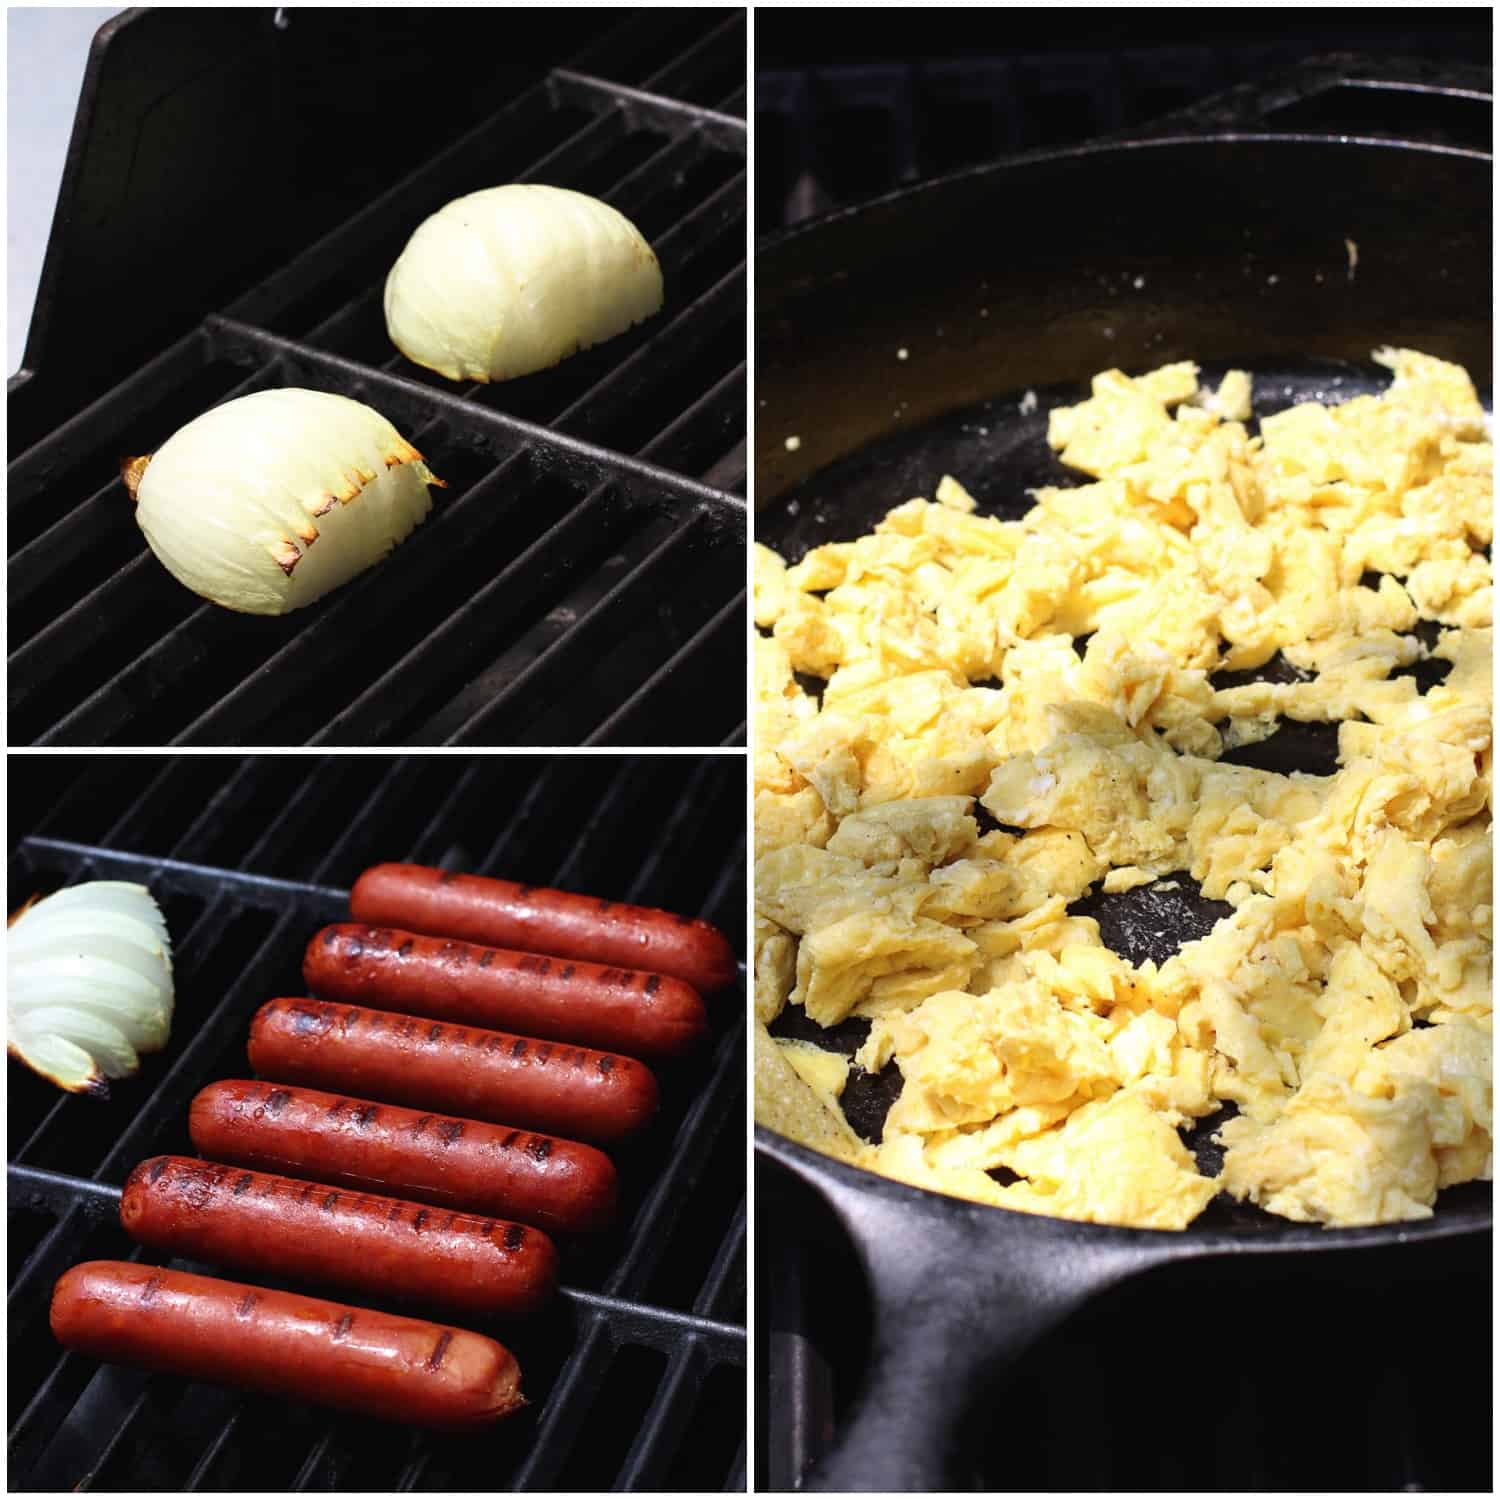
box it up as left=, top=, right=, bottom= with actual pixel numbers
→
left=754, top=58, right=1492, bottom=1491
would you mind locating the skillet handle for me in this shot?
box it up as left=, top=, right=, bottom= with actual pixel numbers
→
left=799, top=1174, right=1172, bottom=1492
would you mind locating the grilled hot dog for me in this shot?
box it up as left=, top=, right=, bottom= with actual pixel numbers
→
left=303, top=924, right=707, bottom=1058
left=189, top=1079, right=616, bottom=1234
left=249, top=998, right=658, bottom=1142
left=121, top=1156, right=558, bottom=1319
left=350, top=862, right=737, bottom=995
left=51, top=1261, right=524, bottom=1430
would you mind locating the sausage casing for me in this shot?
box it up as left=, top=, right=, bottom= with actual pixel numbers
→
left=303, top=924, right=707, bottom=1058
left=350, top=862, right=737, bottom=994
left=50, top=1260, right=524, bottom=1430
left=189, top=1079, right=617, bottom=1234
left=121, top=1156, right=557, bottom=1319
left=249, top=998, right=658, bottom=1142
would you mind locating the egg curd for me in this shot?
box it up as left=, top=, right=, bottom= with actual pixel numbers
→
left=753, top=349, right=1492, bottom=1230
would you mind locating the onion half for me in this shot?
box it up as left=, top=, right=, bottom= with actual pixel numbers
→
left=127, top=388, right=444, bottom=616
left=8, top=882, right=175, bottom=1095
left=384, top=184, right=664, bottom=383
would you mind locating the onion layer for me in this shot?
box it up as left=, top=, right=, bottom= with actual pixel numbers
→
left=127, top=388, right=444, bottom=616
left=384, top=184, right=664, bottom=383
left=9, top=882, right=174, bottom=1095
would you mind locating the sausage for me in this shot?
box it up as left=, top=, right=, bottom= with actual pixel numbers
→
left=249, top=998, right=658, bottom=1143
left=50, top=1261, right=523, bottom=1430
left=303, top=924, right=707, bottom=1059
left=189, top=1080, right=616, bottom=1235
left=121, top=1156, right=557, bottom=1319
left=350, top=862, right=737, bottom=995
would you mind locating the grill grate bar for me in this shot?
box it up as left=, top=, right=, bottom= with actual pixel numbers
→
left=611, top=1341, right=706, bottom=1493
left=407, top=763, right=489, bottom=866
left=166, top=450, right=535, bottom=747
left=205, top=316, right=745, bottom=520
left=583, top=591, right=745, bottom=746
left=183, top=1408, right=243, bottom=1491
left=638, top=10, right=746, bottom=108
left=10, top=1157, right=745, bottom=1359
left=304, top=472, right=626, bottom=746
left=18, top=837, right=349, bottom=916
left=7, top=326, right=206, bottom=496
left=507, top=1316, right=613, bottom=1492
left=692, top=1198, right=747, bottom=1322
left=553, top=69, right=746, bottom=153
left=435, top=516, right=709, bottom=745
left=621, top=759, right=729, bottom=906
left=605, top=1024, right=743, bottom=1300
left=555, top=255, right=746, bottom=449
left=72, top=1382, right=157, bottom=1491
left=224, top=80, right=557, bottom=332
left=637, top=363, right=745, bottom=484
left=720, top=719, right=747, bottom=748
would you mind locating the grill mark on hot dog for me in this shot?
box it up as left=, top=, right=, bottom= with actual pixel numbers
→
left=526, top=1137, right=552, bottom=1162
left=502, top=1131, right=519, bottom=1150
left=428, top=1024, right=443, bottom=1042
left=478, top=950, right=495, bottom=968
left=148, top=1158, right=167, bottom=1182
left=413, top=1209, right=429, bottom=1233
left=438, top=1120, right=464, bottom=1145
left=504, top=1223, right=526, bottom=1251
left=536, top=1044, right=552, bottom=1063
left=333, top=1312, right=354, bottom=1340
left=233, top=1172, right=254, bottom=1196
left=322, top=1192, right=339, bottom=1212
left=598, top=1056, right=615, bottom=1074
left=411, top=1115, right=435, bottom=1137
left=560, top=964, right=576, bottom=980
left=237, top=1291, right=258, bottom=1317
left=511, top=1039, right=527, bottom=1058
left=645, top=975, right=661, bottom=994
left=397, top=939, right=414, bottom=956
left=427, top=1331, right=453, bottom=1371
left=264, top=1089, right=291, bottom=1117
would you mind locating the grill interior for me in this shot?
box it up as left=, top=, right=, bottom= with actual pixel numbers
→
left=9, top=10, right=746, bottom=747
left=8, top=754, right=746, bottom=1492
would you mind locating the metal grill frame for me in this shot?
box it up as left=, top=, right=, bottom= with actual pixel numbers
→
left=8, top=11, right=747, bottom=749
left=7, top=755, right=746, bottom=1492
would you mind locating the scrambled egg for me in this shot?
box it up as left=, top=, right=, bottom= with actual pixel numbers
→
left=753, top=348, right=1493, bottom=1230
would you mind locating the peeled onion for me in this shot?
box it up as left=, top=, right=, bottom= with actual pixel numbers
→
left=126, top=388, right=444, bottom=615
left=384, top=184, right=664, bottom=383
left=8, top=882, right=175, bottom=1095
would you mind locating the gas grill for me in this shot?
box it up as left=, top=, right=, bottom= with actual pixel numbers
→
left=9, top=8, right=746, bottom=747
left=8, top=753, right=746, bottom=1491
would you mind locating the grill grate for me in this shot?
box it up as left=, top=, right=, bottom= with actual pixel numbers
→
left=8, top=754, right=746, bottom=1492
left=9, top=11, right=746, bottom=747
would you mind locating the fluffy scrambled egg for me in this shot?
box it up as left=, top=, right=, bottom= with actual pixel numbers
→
left=753, top=348, right=1493, bottom=1230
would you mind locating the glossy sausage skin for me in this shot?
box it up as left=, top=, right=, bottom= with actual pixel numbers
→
left=350, top=862, right=737, bottom=995
left=189, top=1080, right=617, bottom=1235
left=51, top=1261, right=524, bottom=1430
left=304, top=924, right=707, bottom=1059
left=250, top=999, right=658, bottom=1143
left=121, top=1156, right=558, bottom=1319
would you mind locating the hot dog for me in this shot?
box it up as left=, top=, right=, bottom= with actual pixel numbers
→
left=50, top=1261, right=523, bottom=1430
left=189, top=1080, right=616, bottom=1234
left=303, top=924, right=707, bottom=1058
left=249, top=999, right=658, bottom=1143
left=121, top=1156, right=557, bottom=1319
left=350, top=862, right=737, bottom=995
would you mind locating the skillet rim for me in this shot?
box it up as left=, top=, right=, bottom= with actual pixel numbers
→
left=756, top=1124, right=1493, bottom=1249
left=755, top=128, right=1493, bottom=266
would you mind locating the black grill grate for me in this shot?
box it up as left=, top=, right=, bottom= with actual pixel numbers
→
left=8, top=754, right=746, bottom=1492
left=9, top=11, right=746, bottom=748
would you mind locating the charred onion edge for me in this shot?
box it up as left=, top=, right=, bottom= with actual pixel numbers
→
left=121, top=454, right=151, bottom=502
